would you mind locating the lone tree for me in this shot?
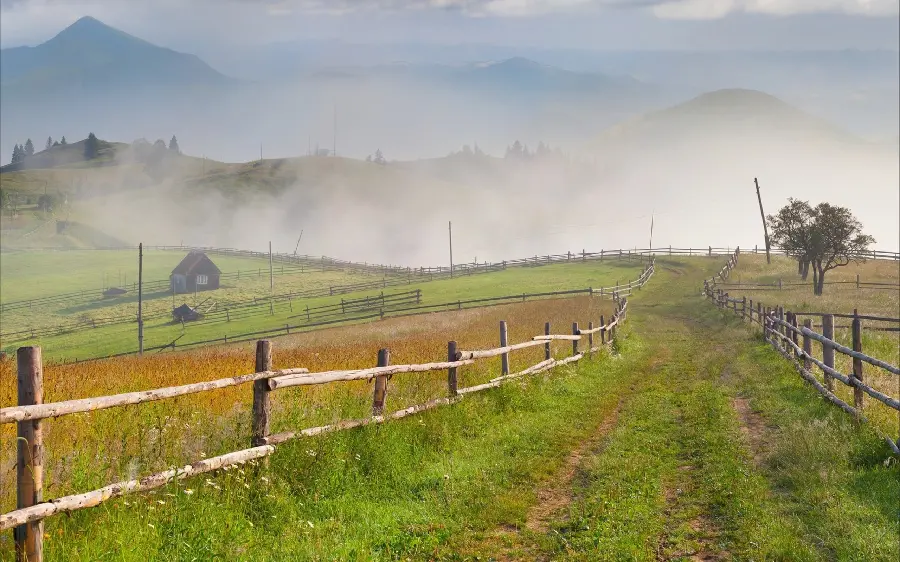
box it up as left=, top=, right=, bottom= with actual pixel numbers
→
left=60, top=136, right=67, bottom=145
left=767, top=198, right=815, bottom=280
left=768, top=200, right=875, bottom=295
left=84, top=132, right=99, bottom=159
left=24, top=139, right=34, bottom=157
left=168, top=135, right=180, bottom=154
left=46, top=136, right=54, bottom=151
left=373, top=149, right=385, bottom=165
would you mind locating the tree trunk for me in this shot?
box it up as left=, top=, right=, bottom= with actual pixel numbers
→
left=815, top=264, right=826, bottom=295
left=800, top=260, right=810, bottom=281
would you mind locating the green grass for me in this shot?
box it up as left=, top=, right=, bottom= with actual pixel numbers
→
left=2, top=258, right=644, bottom=361
left=0, top=248, right=294, bottom=303
left=1, top=255, right=895, bottom=561
left=24, top=345, right=636, bottom=561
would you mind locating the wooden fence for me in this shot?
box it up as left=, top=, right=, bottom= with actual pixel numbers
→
left=17, top=261, right=657, bottom=365
left=702, top=250, right=900, bottom=454
left=0, top=292, right=632, bottom=561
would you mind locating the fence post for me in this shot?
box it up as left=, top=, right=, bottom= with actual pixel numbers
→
left=587, top=321, right=594, bottom=357
left=600, top=315, right=606, bottom=345
left=756, top=302, right=762, bottom=327
left=572, top=322, right=579, bottom=356
left=544, top=323, right=551, bottom=360
left=251, top=340, right=273, bottom=448
left=856, top=274, right=860, bottom=289
left=447, top=341, right=458, bottom=397
left=372, top=349, right=390, bottom=416
left=498, top=321, right=510, bottom=377
left=851, top=311, right=864, bottom=413
left=822, top=314, right=835, bottom=391
left=802, top=319, right=812, bottom=372
left=16, top=347, right=43, bottom=562
left=742, top=297, right=747, bottom=320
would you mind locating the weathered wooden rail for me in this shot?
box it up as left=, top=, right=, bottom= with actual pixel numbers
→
left=1, top=292, right=633, bottom=560
left=702, top=250, right=900, bottom=455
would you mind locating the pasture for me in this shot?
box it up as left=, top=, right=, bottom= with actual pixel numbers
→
left=0, top=251, right=645, bottom=360
left=1, top=254, right=897, bottom=561
left=715, top=253, right=899, bottom=440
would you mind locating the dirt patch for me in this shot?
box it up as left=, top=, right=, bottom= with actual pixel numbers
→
left=524, top=400, right=623, bottom=533
left=732, top=396, right=768, bottom=466
left=657, top=467, right=727, bottom=562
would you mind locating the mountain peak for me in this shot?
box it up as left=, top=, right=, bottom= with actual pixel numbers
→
left=50, top=15, right=149, bottom=49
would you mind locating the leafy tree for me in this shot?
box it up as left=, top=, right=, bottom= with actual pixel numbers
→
left=11, top=144, right=22, bottom=164
left=45, top=137, right=53, bottom=151
left=84, top=133, right=99, bottom=159
left=60, top=136, right=67, bottom=145
left=767, top=198, right=815, bottom=280
left=807, top=203, right=875, bottom=295
left=24, top=139, right=34, bottom=157
left=768, top=200, right=875, bottom=295
left=168, top=135, right=180, bottom=153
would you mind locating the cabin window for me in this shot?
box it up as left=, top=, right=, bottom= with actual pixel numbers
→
left=196, top=274, right=208, bottom=285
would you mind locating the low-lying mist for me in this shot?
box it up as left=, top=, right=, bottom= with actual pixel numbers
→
left=77, top=91, right=899, bottom=267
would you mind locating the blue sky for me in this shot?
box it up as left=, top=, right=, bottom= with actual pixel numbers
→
left=1, top=0, right=898, bottom=51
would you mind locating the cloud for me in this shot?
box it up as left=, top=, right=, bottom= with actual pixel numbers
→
left=236, top=0, right=899, bottom=18
left=652, top=0, right=900, bottom=20
left=8, top=0, right=894, bottom=18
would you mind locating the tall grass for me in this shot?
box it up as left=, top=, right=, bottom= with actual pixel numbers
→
left=0, top=296, right=613, bottom=518
left=722, top=253, right=899, bottom=442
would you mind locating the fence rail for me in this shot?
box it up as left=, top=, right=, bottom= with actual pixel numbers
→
left=23, top=261, right=656, bottom=364
left=702, top=249, right=900, bottom=455
left=1, top=290, right=633, bottom=560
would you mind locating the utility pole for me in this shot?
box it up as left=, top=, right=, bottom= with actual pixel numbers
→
left=269, top=241, right=274, bottom=292
left=333, top=102, right=337, bottom=158
left=260, top=143, right=263, bottom=162
left=293, top=230, right=304, bottom=256
left=449, top=221, right=454, bottom=278
left=649, top=211, right=654, bottom=254
left=138, top=243, right=144, bottom=355
left=755, top=177, right=771, bottom=264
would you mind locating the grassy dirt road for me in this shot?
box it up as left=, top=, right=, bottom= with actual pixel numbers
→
left=464, top=257, right=898, bottom=561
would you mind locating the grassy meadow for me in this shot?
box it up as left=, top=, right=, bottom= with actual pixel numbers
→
left=0, top=254, right=645, bottom=360
left=1, top=255, right=896, bottom=561
left=721, top=253, right=899, bottom=443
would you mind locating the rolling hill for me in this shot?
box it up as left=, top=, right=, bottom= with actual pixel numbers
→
left=587, top=88, right=899, bottom=251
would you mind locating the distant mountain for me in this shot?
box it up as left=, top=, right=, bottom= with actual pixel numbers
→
left=0, top=16, right=233, bottom=101
left=587, top=88, right=898, bottom=251
left=309, top=56, right=651, bottom=99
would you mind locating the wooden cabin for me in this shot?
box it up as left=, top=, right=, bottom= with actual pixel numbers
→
left=170, top=251, right=221, bottom=294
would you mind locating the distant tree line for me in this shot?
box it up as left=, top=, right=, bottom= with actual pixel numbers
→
left=10, top=136, right=68, bottom=164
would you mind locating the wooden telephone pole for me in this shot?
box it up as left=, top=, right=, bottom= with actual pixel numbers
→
left=138, top=243, right=144, bottom=354
left=755, top=178, right=771, bottom=264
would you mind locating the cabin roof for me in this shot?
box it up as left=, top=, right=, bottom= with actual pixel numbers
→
left=171, top=252, right=222, bottom=276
